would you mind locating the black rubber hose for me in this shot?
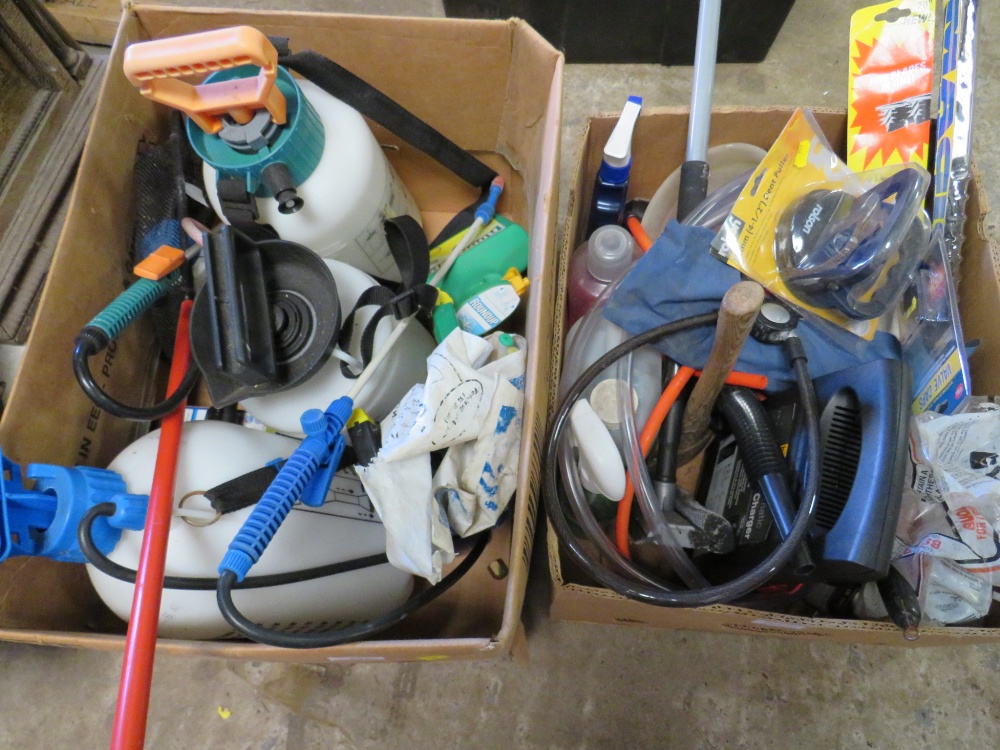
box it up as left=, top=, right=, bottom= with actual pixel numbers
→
left=543, top=322, right=821, bottom=607
left=654, top=381, right=688, bottom=486
left=216, top=531, right=490, bottom=648
left=717, top=387, right=787, bottom=478
left=73, top=335, right=199, bottom=422
left=78, top=503, right=389, bottom=591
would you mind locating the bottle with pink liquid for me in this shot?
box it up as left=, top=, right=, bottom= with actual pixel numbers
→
left=566, top=223, right=637, bottom=327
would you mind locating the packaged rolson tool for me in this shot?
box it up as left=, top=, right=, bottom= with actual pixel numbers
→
left=712, top=108, right=932, bottom=338
left=897, top=231, right=972, bottom=415
left=846, top=0, right=935, bottom=172
left=887, top=0, right=976, bottom=416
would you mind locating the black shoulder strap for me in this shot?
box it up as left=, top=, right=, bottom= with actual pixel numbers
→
left=339, top=215, right=438, bottom=378
left=278, top=50, right=498, bottom=190
left=216, top=177, right=279, bottom=241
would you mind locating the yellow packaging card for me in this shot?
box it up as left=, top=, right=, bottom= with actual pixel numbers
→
left=710, top=108, right=879, bottom=340
left=847, top=0, right=935, bottom=172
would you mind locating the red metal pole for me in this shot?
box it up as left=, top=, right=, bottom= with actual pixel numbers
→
left=110, top=299, right=193, bottom=750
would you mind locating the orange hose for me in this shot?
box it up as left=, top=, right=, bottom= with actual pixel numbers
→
left=615, top=366, right=695, bottom=557
left=627, top=216, right=653, bottom=253
left=699, top=370, right=768, bottom=390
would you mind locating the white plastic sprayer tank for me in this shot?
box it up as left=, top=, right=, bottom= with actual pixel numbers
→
left=202, top=77, right=421, bottom=281
left=122, top=27, right=420, bottom=281
left=87, top=421, right=413, bottom=639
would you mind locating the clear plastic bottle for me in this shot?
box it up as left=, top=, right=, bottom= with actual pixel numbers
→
left=566, top=224, right=637, bottom=327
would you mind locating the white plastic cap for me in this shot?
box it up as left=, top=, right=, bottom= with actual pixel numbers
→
left=603, top=95, right=643, bottom=169
left=587, top=224, right=635, bottom=282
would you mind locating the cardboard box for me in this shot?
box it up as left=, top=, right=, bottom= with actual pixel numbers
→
left=549, top=106, right=1000, bottom=647
left=0, top=5, right=562, bottom=663
left=44, top=0, right=123, bottom=46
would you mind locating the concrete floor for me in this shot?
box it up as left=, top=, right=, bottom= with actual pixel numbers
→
left=6, top=0, right=1000, bottom=747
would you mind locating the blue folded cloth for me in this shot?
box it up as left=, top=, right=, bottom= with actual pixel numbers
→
left=603, top=220, right=901, bottom=392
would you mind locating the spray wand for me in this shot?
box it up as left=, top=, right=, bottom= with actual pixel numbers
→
left=110, top=299, right=194, bottom=750
left=216, top=177, right=504, bottom=585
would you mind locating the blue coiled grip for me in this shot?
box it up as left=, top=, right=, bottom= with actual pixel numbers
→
left=218, top=395, right=353, bottom=582
left=86, top=271, right=180, bottom=342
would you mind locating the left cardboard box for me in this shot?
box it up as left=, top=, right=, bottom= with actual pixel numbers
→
left=0, top=5, right=562, bottom=664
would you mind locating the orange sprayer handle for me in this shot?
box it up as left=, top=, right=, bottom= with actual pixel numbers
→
left=123, top=26, right=287, bottom=134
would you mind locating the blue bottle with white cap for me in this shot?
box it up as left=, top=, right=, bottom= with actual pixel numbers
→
left=586, top=95, right=642, bottom=236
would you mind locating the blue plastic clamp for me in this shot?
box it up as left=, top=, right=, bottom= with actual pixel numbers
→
left=0, top=449, right=148, bottom=564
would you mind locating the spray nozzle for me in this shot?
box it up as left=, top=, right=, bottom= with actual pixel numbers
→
left=600, top=96, right=643, bottom=182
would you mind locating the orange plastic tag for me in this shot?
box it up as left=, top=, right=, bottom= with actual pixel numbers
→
left=135, top=245, right=186, bottom=280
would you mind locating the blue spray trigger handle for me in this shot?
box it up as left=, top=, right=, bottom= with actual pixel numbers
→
left=0, top=450, right=148, bottom=564
left=219, top=395, right=353, bottom=582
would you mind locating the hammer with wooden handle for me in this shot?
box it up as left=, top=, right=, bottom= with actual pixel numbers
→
left=676, top=280, right=765, bottom=465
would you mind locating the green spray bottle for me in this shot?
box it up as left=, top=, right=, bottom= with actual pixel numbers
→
left=431, top=216, right=530, bottom=341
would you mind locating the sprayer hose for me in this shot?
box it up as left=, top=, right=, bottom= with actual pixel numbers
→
left=216, top=530, right=490, bottom=648
left=78, top=503, right=389, bottom=591
left=73, top=335, right=199, bottom=422
left=543, top=313, right=820, bottom=608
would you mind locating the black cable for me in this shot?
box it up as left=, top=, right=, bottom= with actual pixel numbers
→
left=543, top=315, right=821, bottom=607
left=73, top=336, right=199, bottom=422
left=217, top=531, right=491, bottom=648
left=78, top=503, right=389, bottom=591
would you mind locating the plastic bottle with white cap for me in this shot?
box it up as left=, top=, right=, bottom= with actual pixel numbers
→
left=566, top=224, right=638, bottom=327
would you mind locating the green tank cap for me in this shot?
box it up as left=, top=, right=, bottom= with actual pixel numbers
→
left=186, top=65, right=325, bottom=196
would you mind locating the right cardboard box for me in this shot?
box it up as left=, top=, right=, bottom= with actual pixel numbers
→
left=548, top=106, right=1000, bottom=646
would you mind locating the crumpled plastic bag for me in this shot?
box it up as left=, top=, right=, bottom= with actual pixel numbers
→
left=892, top=399, right=1000, bottom=624
left=356, top=330, right=526, bottom=582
